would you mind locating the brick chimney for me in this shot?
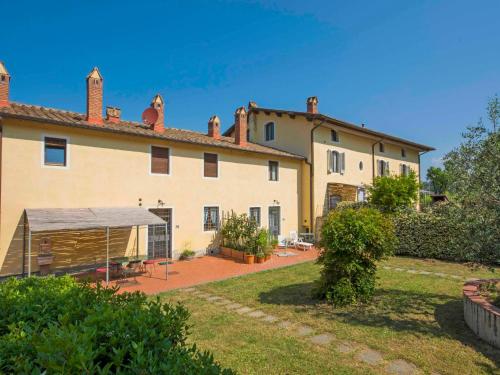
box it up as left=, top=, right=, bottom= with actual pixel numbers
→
left=106, top=106, right=121, bottom=123
left=86, top=67, right=103, bottom=124
left=151, top=94, right=164, bottom=133
left=248, top=101, right=258, bottom=109
left=0, top=61, right=11, bottom=107
left=306, top=96, right=318, bottom=114
left=234, top=106, right=247, bottom=146
left=208, top=115, right=221, bottom=140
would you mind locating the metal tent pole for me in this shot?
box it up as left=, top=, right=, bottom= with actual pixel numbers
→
left=106, top=227, right=110, bottom=285
left=136, top=225, right=139, bottom=258
left=152, top=225, right=156, bottom=259
left=28, top=229, right=32, bottom=277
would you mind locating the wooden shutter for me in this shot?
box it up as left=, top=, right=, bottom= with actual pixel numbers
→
left=385, top=161, right=390, bottom=175
left=377, top=160, right=382, bottom=176
left=204, top=153, right=218, bottom=177
left=151, top=146, right=169, bottom=174
left=340, top=152, right=346, bottom=174
left=327, top=150, right=332, bottom=173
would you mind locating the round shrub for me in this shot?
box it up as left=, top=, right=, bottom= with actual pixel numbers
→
left=0, top=276, right=234, bottom=374
left=315, top=207, right=397, bottom=306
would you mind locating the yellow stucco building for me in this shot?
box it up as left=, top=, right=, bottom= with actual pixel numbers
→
left=0, top=62, right=433, bottom=276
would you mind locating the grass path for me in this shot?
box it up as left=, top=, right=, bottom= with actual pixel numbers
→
left=161, top=257, right=500, bottom=374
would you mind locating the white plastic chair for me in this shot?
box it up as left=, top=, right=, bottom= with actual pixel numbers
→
left=289, top=231, right=300, bottom=248
left=277, top=235, right=287, bottom=249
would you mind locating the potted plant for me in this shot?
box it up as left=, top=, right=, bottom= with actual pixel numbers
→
left=264, top=246, right=273, bottom=261
left=244, top=252, right=255, bottom=264
left=271, top=237, right=279, bottom=250
left=256, top=251, right=265, bottom=264
left=179, top=249, right=196, bottom=261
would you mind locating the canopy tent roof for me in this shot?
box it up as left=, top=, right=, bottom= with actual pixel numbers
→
left=25, top=207, right=166, bottom=232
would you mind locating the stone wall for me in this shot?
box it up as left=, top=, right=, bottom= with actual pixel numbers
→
left=463, top=279, right=500, bottom=348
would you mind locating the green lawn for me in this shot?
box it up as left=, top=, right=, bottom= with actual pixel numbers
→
left=161, top=257, right=500, bottom=375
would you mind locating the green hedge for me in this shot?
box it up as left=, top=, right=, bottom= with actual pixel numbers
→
left=0, top=276, right=234, bottom=374
left=393, top=203, right=498, bottom=264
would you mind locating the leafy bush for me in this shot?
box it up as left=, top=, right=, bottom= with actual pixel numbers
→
left=315, top=207, right=397, bottom=306
left=0, top=276, right=234, bottom=374
left=219, top=212, right=271, bottom=254
left=393, top=203, right=499, bottom=265
left=368, top=172, right=419, bottom=212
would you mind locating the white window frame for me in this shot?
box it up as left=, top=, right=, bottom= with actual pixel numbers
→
left=327, top=150, right=345, bottom=174
left=264, top=122, right=275, bottom=142
left=41, top=133, right=70, bottom=169
left=268, top=160, right=279, bottom=182
left=149, top=144, right=171, bottom=176
left=202, top=205, right=220, bottom=232
left=249, top=206, right=262, bottom=226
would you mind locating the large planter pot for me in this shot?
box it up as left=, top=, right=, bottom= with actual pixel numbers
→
left=256, top=256, right=265, bottom=264
left=220, top=247, right=232, bottom=257
left=231, top=249, right=245, bottom=261
left=244, top=254, right=255, bottom=264
left=264, top=254, right=271, bottom=262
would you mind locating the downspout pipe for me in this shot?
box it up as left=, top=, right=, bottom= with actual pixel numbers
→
left=371, top=139, right=384, bottom=182
left=309, top=120, right=323, bottom=233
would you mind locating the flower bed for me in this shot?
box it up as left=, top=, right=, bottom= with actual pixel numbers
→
left=463, top=279, right=500, bottom=348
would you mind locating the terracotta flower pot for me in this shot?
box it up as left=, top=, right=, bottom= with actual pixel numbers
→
left=244, top=254, right=255, bottom=264
left=264, top=254, right=271, bottom=262
left=256, top=256, right=265, bottom=264
left=220, top=247, right=232, bottom=257
left=231, top=249, right=245, bottom=261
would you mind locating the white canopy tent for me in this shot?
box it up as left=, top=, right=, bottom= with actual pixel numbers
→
left=25, top=207, right=168, bottom=284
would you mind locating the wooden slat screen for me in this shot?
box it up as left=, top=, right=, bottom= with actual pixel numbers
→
left=204, top=153, right=218, bottom=177
left=151, top=146, right=169, bottom=174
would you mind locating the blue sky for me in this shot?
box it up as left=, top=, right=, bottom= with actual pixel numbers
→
left=1, top=0, right=499, bottom=174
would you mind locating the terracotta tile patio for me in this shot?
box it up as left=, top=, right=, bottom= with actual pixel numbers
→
left=104, top=248, right=319, bottom=295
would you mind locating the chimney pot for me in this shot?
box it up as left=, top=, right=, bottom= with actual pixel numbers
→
left=106, top=106, right=121, bottom=123
left=234, top=106, right=248, bottom=146
left=208, top=115, right=221, bottom=139
left=0, top=61, right=11, bottom=108
left=248, top=101, right=258, bottom=109
left=151, top=94, right=165, bottom=133
left=86, top=67, right=103, bottom=124
left=306, top=96, right=319, bottom=114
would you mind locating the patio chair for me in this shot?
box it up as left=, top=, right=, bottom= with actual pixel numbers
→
left=296, top=240, right=313, bottom=251
left=277, top=235, right=287, bottom=249
left=288, top=231, right=301, bottom=248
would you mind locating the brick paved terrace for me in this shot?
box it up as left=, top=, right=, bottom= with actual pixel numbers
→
left=99, top=248, right=319, bottom=295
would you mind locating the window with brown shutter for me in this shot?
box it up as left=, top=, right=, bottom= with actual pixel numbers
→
left=204, top=153, right=218, bottom=178
left=151, top=146, right=170, bottom=174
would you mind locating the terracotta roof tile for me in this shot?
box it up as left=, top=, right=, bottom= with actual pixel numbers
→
left=0, top=102, right=304, bottom=160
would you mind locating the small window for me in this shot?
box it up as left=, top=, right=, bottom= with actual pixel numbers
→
left=151, top=146, right=170, bottom=174
left=400, top=164, right=410, bottom=176
left=204, top=153, right=218, bottom=178
left=379, top=143, right=385, bottom=153
left=378, top=160, right=389, bottom=176
left=328, top=195, right=341, bottom=210
left=401, top=148, right=406, bottom=158
left=269, top=161, right=279, bottom=181
left=249, top=207, right=261, bottom=226
left=265, top=122, right=275, bottom=141
left=203, top=206, right=219, bottom=231
left=44, top=137, right=67, bottom=166
left=331, top=130, right=339, bottom=142
left=359, top=161, right=363, bottom=171
left=357, top=188, right=366, bottom=202
left=328, top=150, right=345, bottom=174
left=247, top=128, right=250, bottom=141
